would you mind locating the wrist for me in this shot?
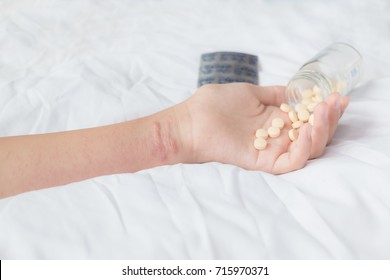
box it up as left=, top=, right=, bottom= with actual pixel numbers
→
left=172, top=102, right=195, bottom=164
left=147, top=102, right=195, bottom=166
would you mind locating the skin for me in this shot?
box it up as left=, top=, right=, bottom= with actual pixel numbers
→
left=0, top=83, right=349, bottom=199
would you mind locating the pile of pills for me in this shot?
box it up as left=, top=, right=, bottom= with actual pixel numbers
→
left=253, top=86, right=322, bottom=150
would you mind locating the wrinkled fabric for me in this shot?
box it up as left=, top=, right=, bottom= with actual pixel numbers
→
left=0, top=0, right=390, bottom=259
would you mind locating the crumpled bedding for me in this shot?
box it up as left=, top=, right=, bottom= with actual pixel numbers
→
left=1, top=0, right=390, bottom=259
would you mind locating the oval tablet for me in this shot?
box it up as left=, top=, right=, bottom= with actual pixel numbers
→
left=272, top=117, right=284, bottom=129
left=312, top=85, right=321, bottom=94
left=280, top=103, right=292, bottom=113
left=308, top=114, right=314, bottom=126
left=297, top=109, right=310, bottom=122
left=268, top=126, right=281, bottom=138
left=292, top=120, right=304, bottom=129
left=254, top=137, right=267, bottom=150
left=288, top=129, right=299, bottom=141
left=301, top=98, right=312, bottom=106
left=255, top=128, right=268, bottom=139
left=288, top=111, right=298, bottom=123
left=302, top=89, right=314, bottom=99
left=312, top=94, right=323, bottom=103
left=307, top=102, right=318, bottom=112
left=295, top=103, right=306, bottom=112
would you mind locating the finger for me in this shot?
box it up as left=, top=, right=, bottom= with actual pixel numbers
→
left=309, top=102, right=329, bottom=159
left=252, top=85, right=287, bottom=106
left=271, top=124, right=312, bottom=174
left=325, top=93, right=342, bottom=144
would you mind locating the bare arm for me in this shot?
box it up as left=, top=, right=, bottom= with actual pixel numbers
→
left=0, top=106, right=192, bottom=198
left=0, top=83, right=348, bottom=199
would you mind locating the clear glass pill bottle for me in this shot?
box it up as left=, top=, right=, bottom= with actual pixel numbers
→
left=286, top=42, right=363, bottom=106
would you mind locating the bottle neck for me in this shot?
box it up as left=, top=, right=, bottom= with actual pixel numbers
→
left=286, top=70, right=333, bottom=106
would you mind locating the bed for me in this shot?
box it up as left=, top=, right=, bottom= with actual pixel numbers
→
left=1, top=0, right=390, bottom=259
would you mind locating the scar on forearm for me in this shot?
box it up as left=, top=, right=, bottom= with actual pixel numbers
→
left=152, top=120, right=178, bottom=162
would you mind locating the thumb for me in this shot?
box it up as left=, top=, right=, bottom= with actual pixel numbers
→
left=252, top=85, right=287, bottom=106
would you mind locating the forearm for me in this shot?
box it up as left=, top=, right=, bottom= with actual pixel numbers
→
left=0, top=105, right=191, bottom=198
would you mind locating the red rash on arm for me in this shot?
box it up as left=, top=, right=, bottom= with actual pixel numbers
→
left=152, top=121, right=178, bottom=163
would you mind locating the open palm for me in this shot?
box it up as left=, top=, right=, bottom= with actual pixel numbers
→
left=185, top=83, right=348, bottom=174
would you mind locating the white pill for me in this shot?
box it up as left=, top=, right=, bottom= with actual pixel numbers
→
left=301, top=98, right=312, bottom=106
left=255, top=128, right=268, bottom=139
left=306, top=102, right=318, bottom=112
left=288, top=111, right=298, bottom=123
left=292, top=120, right=304, bottom=129
left=280, top=103, right=292, bottom=113
left=295, top=103, right=306, bottom=112
left=297, top=109, right=310, bottom=122
left=313, top=85, right=321, bottom=94
left=254, top=137, right=267, bottom=150
left=288, top=129, right=299, bottom=141
left=308, top=114, right=314, bottom=126
left=312, top=94, right=323, bottom=103
left=268, top=126, right=280, bottom=138
left=302, top=89, right=313, bottom=99
left=272, top=117, right=284, bottom=129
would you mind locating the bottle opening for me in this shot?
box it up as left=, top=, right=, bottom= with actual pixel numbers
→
left=286, top=70, right=333, bottom=107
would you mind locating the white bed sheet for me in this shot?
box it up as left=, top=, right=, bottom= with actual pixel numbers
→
left=1, top=0, right=390, bottom=259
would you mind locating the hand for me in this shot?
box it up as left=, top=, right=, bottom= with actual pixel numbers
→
left=181, top=83, right=349, bottom=174
left=0, top=82, right=349, bottom=198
